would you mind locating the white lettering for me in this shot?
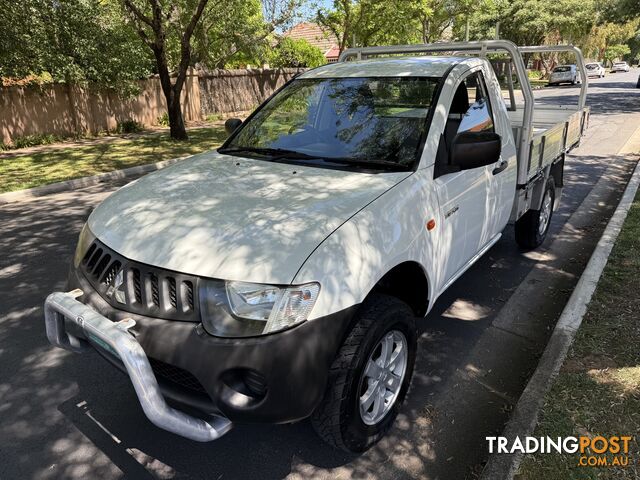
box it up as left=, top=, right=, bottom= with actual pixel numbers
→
left=546, top=436, right=562, bottom=453
left=563, top=436, right=579, bottom=454
left=498, top=437, right=508, bottom=453
left=486, top=437, right=497, bottom=453
left=511, top=437, right=525, bottom=454
left=525, top=436, right=539, bottom=453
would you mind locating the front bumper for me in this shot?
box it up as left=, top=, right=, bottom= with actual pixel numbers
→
left=56, top=267, right=356, bottom=428
left=45, top=290, right=233, bottom=442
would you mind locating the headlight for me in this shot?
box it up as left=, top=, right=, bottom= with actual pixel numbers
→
left=73, top=223, right=95, bottom=267
left=199, top=280, right=320, bottom=337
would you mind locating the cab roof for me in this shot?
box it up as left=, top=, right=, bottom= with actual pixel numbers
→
left=299, top=56, right=478, bottom=79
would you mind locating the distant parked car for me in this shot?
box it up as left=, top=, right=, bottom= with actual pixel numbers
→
left=585, top=62, right=605, bottom=78
left=548, top=65, right=581, bottom=86
left=611, top=61, right=630, bottom=73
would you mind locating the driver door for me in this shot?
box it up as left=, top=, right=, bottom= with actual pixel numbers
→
left=433, top=69, right=497, bottom=289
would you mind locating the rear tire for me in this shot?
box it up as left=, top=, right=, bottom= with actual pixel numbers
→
left=515, top=177, right=555, bottom=249
left=311, top=294, right=417, bottom=453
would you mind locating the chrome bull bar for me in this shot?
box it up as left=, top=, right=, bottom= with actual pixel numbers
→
left=44, top=290, right=233, bottom=442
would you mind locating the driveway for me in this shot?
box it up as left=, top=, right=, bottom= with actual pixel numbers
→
left=1, top=69, right=639, bottom=480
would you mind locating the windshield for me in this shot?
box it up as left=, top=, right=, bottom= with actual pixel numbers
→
left=553, top=66, right=572, bottom=73
left=586, top=63, right=598, bottom=69
left=220, top=76, right=441, bottom=171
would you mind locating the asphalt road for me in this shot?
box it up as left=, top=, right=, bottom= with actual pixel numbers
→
left=1, top=69, right=639, bottom=480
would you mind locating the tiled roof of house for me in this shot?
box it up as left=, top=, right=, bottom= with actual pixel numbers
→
left=324, top=45, right=341, bottom=61
left=284, top=22, right=340, bottom=60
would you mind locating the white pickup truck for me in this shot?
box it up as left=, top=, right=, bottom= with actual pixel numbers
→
left=45, top=40, right=589, bottom=452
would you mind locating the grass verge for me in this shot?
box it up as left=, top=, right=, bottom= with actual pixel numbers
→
left=517, top=187, right=640, bottom=479
left=0, top=127, right=227, bottom=193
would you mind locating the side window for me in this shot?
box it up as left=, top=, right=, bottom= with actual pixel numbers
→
left=435, top=70, right=496, bottom=176
left=457, top=72, right=495, bottom=134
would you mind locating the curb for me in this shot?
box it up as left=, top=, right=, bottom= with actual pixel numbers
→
left=480, top=155, right=640, bottom=479
left=0, top=155, right=190, bottom=204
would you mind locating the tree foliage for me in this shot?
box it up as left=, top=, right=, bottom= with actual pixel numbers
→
left=0, top=0, right=152, bottom=93
left=316, top=0, right=464, bottom=51
left=192, top=0, right=302, bottom=69
left=269, top=38, right=326, bottom=67
left=604, top=44, right=632, bottom=62
left=602, top=0, right=640, bottom=23
left=582, top=20, right=639, bottom=62
left=314, top=0, right=638, bottom=63
left=467, top=0, right=596, bottom=46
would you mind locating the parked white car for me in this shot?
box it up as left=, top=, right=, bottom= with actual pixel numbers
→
left=548, top=64, right=581, bottom=85
left=611, top=61, right=630, bottom=72
left=43, top=41, right=590, bottom=452
left=585, top=62, right=605, bottom=78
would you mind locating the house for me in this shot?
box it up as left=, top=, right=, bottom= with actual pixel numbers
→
left=284, top=22, right=341, bottom=63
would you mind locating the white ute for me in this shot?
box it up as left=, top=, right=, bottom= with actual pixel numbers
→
left=44, top=41, right=589, bottom=452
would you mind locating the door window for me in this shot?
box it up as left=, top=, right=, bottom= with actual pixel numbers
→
left=457, top=72, right=495, bottom=134
left=435, top=70, right=495, bottom=176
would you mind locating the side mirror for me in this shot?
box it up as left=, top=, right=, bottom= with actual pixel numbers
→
left=225, top=118, right=242, bottom=136
left=450, top=131, right=501, bottom=170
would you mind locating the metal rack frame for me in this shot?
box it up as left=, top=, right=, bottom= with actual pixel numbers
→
left=338, top=40, right=588, bottom=180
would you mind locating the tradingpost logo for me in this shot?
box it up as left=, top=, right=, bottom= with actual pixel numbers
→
left=487, top=435, right=634, bottom=467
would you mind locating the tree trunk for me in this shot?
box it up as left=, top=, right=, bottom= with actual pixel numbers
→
left=156, top=54, right=188, bottom=141
left=165, top=88, right=188, bottom=140
left=123, top=0, right=208, bottom=142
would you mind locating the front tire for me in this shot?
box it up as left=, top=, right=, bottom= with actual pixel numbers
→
left=515, top=177, right=555, bottom=249
left=311, top=294, right=417, bottom=453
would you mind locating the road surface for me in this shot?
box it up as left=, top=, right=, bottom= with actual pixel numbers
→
left=1, top=69, right=639, bottom=480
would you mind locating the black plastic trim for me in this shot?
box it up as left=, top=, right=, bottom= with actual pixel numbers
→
left=68, top=268, right=360, bottom=424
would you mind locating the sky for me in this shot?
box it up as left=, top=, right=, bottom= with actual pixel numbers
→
left=299, top=0, right=333, bottom=20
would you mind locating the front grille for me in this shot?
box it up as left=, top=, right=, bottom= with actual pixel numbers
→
left=148, top=357, right=208, bottom=395
left=80, top=239, right=199, bottom=322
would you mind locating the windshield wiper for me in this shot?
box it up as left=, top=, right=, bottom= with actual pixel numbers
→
left=218, top=146, right=321, bottom=160
left=219, top=146, right=408, bottom=172
left=319, top=157, right=408, bottom=171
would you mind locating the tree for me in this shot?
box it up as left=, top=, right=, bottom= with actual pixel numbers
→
left=270, top=37, right=326, bottom=67
left=316, top=0, right=365, bottom=52
left=582, top=20, right=638, bottom=61
left=455, top=0, right=484, bottom=41
left=122, top=0, right=302, bottom=139
left=415, top=0, right=459, bottom=43
left=604, top=43, right=631, bottom=63
left=0, top=0, right=152, bottom=92
left=122, top=0, right=209, bottom=140
left=602, top=0, right=640, bottom=23
left=192, top=0, right=302, bottom=69
left=316, top=0, right=461, bottom=50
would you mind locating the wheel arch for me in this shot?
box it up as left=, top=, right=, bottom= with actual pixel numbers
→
left=366, top=261, right=431, bottom=317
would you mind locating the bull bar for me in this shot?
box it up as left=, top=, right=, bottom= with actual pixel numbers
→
left=44, top=289, right=233, bottom=442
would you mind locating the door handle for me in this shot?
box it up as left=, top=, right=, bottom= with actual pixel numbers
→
left=492, top=160, right=508, bottom=175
